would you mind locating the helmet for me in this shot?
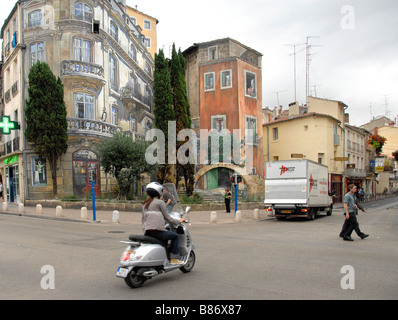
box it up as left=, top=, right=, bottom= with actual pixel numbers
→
left=146, top=182, right=164, bottom=198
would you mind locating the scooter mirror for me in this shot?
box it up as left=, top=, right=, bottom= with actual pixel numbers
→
left=185, top=206, right=191, bottom=214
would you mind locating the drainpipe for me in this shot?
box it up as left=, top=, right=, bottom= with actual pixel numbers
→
left=21, top=4, right=28, bottom=203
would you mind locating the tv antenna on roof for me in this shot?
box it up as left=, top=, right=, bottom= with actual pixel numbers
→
left=284, top=43, right=306, bottom=102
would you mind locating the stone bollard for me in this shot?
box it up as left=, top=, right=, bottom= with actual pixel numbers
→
left=2, top=201, right=8, bottom=211
left=18, top=203, right=24, bottom=214
left=210, top=211, right=217, bottom=224
left=81, top=207, right=88, bottom=220
left=253, top=208, right=259, bottom=220
left=112, top=210, right=120, bottom=223
left=36, top=204, right=43, bottom=215
left=55, top=206, right=63, bottom=218
left=235, top=210, right=242, bottom=223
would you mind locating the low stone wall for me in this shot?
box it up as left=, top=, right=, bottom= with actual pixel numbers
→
left=25, top=199, right=264, bottom=212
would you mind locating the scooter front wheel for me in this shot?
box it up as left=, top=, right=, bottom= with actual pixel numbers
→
left=124, top=271, right=147, bottom=289
left=180, top=251, right=196, bottom=273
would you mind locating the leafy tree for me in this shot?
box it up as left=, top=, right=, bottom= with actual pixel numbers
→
left=25, top=61, right=68, bottom=198
left=97, top=132, right=156, bottom=199
left=153, top=49, right=175, bottom=183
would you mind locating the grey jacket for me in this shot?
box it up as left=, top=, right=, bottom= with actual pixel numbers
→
left=142, top=198, right=180, bottom=232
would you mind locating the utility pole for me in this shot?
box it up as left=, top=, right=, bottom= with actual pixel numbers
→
left=284, top=43, right=306, bottom=102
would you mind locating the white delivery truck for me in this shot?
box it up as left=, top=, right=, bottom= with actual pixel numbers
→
left=264, top=160, right=333, bottom=220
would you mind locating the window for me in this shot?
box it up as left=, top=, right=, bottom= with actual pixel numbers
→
left=204, top=72, right=215, bottom=92
left=211, top=115, right=226, bottom=132
left=32, top=157, right=47, bottom=186
left=144, top=61, right=151, bottom=76
left=73, top=38, right=91, bottom=62
left=30, top=42, right=45, bottom=66
left=221, top=70, right=232, bottom=89
left=74, top=93, right=95, bottom=120
left=245, top=116, right=257, bottom=144
left=244, top=70, right=257, bottom=98
left=110, top=20, right=118, bottom=41
left=144, top=20, right=151, bottom=30
left=273, top=127, right=278, bottom=141
left=28, top=10, right=42, bottom=27
left=109, top=54, right=118, bottom=91
left=318, top=153, right=324, bottom=164
left=208, top=46, right=217, bottom=60
left=144, top=37, right=151, bottom=48
left=75, top=3, right=93, bottom=23
left=130, top=114, right=137, bottom=132
left=129, top=43, right=137, bottom=61
left=111, top=105, right=118, bottom=125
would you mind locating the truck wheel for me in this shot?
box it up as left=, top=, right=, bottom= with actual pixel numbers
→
left=327, top=205, right=333, bottom=216
left=308, top=208, right=316, bottom=220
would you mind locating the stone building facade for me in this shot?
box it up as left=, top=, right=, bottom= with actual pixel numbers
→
left=0, top=0, right=155, bottom=202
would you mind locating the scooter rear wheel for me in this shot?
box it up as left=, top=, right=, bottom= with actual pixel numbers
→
left=180, top=251, right=196, bottom=273
left=124, top=271, right=147, bottom=289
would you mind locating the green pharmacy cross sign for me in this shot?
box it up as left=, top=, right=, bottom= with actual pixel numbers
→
left=0, top=116, right=20, bottom=135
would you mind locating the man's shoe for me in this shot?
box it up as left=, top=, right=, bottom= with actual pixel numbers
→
left=360, top=234, right=369, bottom=239
left=170, top=259, right=184, bottom=265
left=343, top=236, right=354, bottom=241
left=339, top=233, right=344, bottom=238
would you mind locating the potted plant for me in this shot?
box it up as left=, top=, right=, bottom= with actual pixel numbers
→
left=367, top=134, right=387, bottom=156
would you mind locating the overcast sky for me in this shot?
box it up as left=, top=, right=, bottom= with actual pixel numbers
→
left=1, top=0, right=397, bottom=127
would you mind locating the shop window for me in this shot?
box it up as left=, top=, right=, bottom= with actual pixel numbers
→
left=32, top=157, right=47, bottom=186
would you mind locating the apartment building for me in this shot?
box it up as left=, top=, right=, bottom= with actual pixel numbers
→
left=345, top=124, right=375, bottom=196
left=262, top=105, right=345, bottom=202
left=126, top=5, right=158, bottom=59
left=183, top=38, right=264, bottom=195
left=0, top=0, right=155, bottom=202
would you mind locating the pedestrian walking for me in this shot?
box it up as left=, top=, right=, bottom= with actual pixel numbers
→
left=224, top=189, right=232, bottom=213
left=340, top=190, right=369, bottom=240
left=341, top=184, right=368, bottom=241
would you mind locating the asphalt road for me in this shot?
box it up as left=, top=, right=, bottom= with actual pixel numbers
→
left=1, top=197, right=397, bottom=301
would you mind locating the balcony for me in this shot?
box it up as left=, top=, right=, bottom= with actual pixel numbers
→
left=67, top=118, right=121, bottom=138
left=121, top=86, right=153, bottom=110
left=61, top=60, right=105, bottom=88
left=344, top=167, right=366, bottom=178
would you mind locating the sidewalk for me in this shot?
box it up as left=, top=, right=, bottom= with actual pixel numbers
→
left=0, top=203, right=273, bottom=225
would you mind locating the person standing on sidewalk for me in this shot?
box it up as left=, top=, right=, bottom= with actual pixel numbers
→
left=224, top=189, right=232, bottom=213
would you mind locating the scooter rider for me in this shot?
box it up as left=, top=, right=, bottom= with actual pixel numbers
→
left=142, top=182, right=185, bottom=265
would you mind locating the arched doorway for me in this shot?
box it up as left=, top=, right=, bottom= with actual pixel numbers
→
left=72, top=150, right=100, bottom=197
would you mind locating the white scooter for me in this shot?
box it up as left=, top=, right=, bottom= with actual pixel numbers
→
left=116, top=183, right=196, bottom=288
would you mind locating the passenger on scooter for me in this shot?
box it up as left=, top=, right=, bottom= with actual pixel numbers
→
left=142, top=182, right=185, bottom=265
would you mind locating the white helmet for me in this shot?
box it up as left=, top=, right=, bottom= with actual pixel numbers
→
left=146, top=182, right=164, bottom=198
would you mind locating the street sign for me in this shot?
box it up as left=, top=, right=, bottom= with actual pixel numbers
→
left=334, top=157, right=349, bottom=161
left=0, top=116, right=20, bottom=135
left=291, top=154, right=304, bottom=158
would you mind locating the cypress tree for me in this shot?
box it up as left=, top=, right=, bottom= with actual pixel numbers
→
left=153, top=49, right=175, bottom=183
left=25, top=61, right=68, bottom=198
left=170, top=44, right=195, bottom=195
